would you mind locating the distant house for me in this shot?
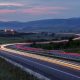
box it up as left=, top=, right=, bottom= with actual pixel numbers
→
left=4, top=29, right=16, bottom=34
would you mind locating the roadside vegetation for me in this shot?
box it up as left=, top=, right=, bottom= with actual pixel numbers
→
left=0, top=37, right=27, bottom=44
left=0, top=37, right=48, bottom=44
left=31, top=40, right=80, bottom=54
left=0, top=57, right=38, bottom=80
left=64, top=49, right=80, bottom=53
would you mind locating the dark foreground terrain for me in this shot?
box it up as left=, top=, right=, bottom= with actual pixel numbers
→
left=0, top=57, right=38, bottom=80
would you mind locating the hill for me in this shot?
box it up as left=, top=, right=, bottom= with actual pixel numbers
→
left=0, top=18, right=80, bottom=33
left=0, top=21, right=24, bottom=30
left=21, top=18, right=80, bottom=33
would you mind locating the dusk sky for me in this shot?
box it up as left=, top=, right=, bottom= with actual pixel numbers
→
left=0, top=0, right=80, bottom=22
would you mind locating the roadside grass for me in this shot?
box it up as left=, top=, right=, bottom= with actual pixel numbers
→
left=0, top=57, right=38, bottom=80
left=64, top=49, right=80, bottom=53
left=30, top=40, right=80, bottom=54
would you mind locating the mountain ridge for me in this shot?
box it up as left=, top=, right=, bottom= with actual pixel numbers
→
left=0, top=18, right=80, bottom=33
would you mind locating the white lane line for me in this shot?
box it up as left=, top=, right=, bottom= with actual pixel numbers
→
left=2, top=51, right=80, bottom=79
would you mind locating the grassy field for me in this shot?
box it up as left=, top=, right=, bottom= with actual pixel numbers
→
left=0, top=37, right=27, bottom=44
left=0, top=57, right=38, bottom=80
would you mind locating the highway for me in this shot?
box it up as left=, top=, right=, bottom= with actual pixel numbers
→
left=0, top=44, right=80, bottom=80
left=14, top=44, right=80, bottom=61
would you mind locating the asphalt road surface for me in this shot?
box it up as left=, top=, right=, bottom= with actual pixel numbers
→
left=0, top=50, right=80, bottom=80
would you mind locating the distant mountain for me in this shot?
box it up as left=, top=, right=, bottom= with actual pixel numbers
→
left=0, top=21, right=24, bottom=30
left=0, top=18, right=80, bottom=33
left=21, top=18, right=80, bottom=33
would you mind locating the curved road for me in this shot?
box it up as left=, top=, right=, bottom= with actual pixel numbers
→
left=14, top=44, right=80, bottom=61
left=0, top=44, right=80, bottom=80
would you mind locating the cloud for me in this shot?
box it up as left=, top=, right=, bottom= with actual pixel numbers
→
left=0, top=2, right=25, bottom=10
left=0, top=18, right=10, bottom=21
left=22, top=6, right=67, bottom=15
left=0, top=10, right=16, bottom=14
left=0, top=3, right=24, bottom=7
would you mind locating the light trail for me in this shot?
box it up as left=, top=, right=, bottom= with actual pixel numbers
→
left=1, top=44, right=80, bottom=71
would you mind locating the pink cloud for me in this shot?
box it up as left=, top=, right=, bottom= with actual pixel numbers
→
left=0, top=10, right=16, bottom=14
left=22, top=6, right=67, bottom=15
left=22, top=8, right=46, bottom=15
left=0, top=3, right=24, bottom=7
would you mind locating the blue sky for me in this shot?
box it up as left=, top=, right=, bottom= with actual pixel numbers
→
left=0, top=0, right=80, bottom=21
